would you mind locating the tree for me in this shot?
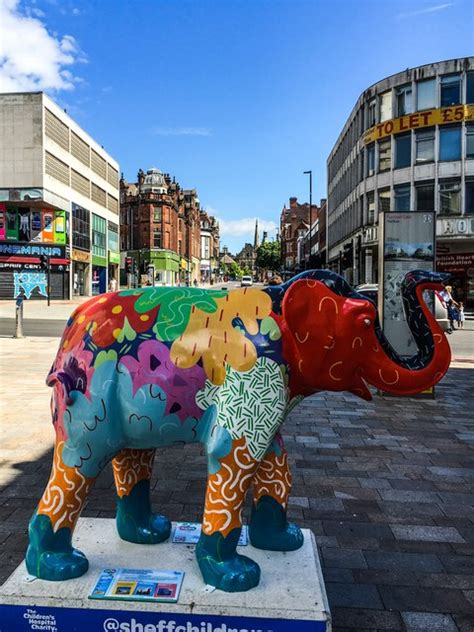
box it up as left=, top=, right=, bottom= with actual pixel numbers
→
left=256, top=241, right=281, bottom=272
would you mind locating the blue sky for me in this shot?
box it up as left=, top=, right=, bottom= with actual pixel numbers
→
left=1, top=0, right=473, bottom=252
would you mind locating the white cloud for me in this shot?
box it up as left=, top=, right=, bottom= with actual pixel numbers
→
left=396, top=2, right=454, bottom=19
left=151, top=126, right=211, bottom=136
left=0, top=0, right=86, bottom=93
left=217, top=217, right=278, bottom=238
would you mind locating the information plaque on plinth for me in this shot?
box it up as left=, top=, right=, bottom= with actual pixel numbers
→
left=0, top=518, right=331, bottom=632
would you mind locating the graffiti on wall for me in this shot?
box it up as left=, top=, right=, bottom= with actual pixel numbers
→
left=13, top=272, right=48, bottom=299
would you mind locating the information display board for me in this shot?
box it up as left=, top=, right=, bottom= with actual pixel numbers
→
left=379, top=212, right=436, bottom=357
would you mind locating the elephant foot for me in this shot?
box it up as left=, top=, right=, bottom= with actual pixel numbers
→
left=26, top=513, right=88, bottom=581
left=196, top=529, right=260, bottom=592
left=249, top=495, right=304, bottom=552
left=116, top=479, right=171, bottom=544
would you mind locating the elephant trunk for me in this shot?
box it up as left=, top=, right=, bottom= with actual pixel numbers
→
left=361, top=271, right=451, bottom=395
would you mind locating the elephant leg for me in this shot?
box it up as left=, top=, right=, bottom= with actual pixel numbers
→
left=249, top=438, right=304, bottom=551
left=196, top=436, right=260, bottom=592
left=113, top=448, right=171, bottom=544
left=26, top=440, right=95, bottom=580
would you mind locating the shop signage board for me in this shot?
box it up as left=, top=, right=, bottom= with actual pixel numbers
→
left=378, top=211, right=436, bottom=357
left=364, top=104, right=474, bottom=144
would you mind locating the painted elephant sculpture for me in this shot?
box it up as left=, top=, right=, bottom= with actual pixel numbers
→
left=26, top=269, right=451, bottom=591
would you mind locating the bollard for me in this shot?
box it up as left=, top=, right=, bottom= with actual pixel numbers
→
left=14, top=293, right=25, bottom=338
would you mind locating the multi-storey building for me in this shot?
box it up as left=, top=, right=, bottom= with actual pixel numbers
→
left=327, top=57, right=474, bottom=305
left=0, top=92, right=120, bottom=299
left=280, top=197, right=321, bottom=273
left=120, top=168, right=201, bottom=286
left=296, top=199, right=328, bottom=270
left=199, top=210, right=220, bottom=283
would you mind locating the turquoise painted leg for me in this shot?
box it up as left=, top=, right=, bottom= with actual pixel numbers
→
left=25, top=512, right=88, bottom=581
left=116, top=479, right=171, bottom=544
left=249, top=495, right=304, bottom=551
left=196, top=527, right=260, bottom=592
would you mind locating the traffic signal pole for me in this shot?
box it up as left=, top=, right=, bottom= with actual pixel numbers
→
left=47, top=255, right=51, bottom=307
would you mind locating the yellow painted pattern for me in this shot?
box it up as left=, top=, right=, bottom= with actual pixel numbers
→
left=170, top=288, right=272, bottom=385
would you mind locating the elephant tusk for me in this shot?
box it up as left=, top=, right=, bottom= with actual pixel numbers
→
left=319, top=296, right=339, bottom=314
left=329, top=361, right=343, bottom=381
left=378, top=368, right=400, bottom=385
left=295, top=331, right=309, bottom=344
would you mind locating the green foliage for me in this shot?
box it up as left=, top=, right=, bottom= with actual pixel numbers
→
left=221, top=261, right=243, bottom=279
left=256, top=241, right=281, bottom=271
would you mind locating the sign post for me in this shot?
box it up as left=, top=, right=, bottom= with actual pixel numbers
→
left=14, top=291, right=25, bottom=338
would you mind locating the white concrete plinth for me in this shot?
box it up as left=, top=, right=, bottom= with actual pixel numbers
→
left=0, top=518, right=331, bottom=631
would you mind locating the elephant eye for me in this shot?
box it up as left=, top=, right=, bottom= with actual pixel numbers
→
left=364, top=318, right=372, bottom=327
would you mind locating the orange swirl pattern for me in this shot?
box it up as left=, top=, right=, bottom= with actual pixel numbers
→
left=253, top=450, right=292, bottom=509
left=112, top=448, right=156, bottom=497
left=202, top=437, right=259, bottom=537
left=38, top=442, right=94, bottom=532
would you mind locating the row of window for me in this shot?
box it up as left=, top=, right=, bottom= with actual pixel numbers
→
left=45, top=108, right=119, bottom=189
left=329, top=68, right=474, bottom=180
left=329, top=179, right=474, bottom=248
left=329, top=123, right=474, bottom=210
left=366, top=124, right=474, bottom=174
left=365, top=180, right=473, bottom=223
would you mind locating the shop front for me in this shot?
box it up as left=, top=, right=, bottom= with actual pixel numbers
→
left=0, top=243, right=70, bottom=299
left=437, top=250, right=474, bottom=307
left=107, top=221, right=120, bottom=290
left=71, top=248, right=91, bottom=297
left=92, top=255, right=107, bottom=295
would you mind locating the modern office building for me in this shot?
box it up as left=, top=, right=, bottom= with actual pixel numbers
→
left=0, top=92, right=120, bottom=299
left=327, top=57, right=474, bottom=306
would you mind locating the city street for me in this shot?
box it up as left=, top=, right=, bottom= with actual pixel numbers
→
left=0, top=300, right=473, bottom=631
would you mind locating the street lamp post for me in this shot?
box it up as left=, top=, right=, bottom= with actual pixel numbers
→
left=304, top=170, right=312, bottom=270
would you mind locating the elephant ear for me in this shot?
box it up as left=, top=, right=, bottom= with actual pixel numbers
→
left=282, top=278, right=346, bottom=352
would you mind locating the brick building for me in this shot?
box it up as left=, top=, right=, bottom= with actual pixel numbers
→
left=120, top=168, right=201, bottom=285
left=280, top=197, right=320, bottom=273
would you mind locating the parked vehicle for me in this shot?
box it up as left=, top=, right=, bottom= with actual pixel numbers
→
left=241, top=275, right=253, bottom=287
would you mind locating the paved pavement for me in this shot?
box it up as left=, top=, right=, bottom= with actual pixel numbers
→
left=0, top=325, right=473, bottom=630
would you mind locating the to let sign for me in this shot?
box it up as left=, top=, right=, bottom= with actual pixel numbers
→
left=364, top=105, right=474, bottom=144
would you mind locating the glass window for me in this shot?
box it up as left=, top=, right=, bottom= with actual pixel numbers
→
left=439, top=126, right=461, bottom=161
left=153, top=230, right=162, bottom=248
left=467, top=72, right=474, bottom=104
left=395, top=133, right=411, bottom=168
left=153, top=206, right=162, bottom=222
left=72, top=203, right=90, bottom=251
left=366, top=191, right=375, bottom=225
left=466, top=180, right=474, bottom=214
left=415, top=128, right=435, bottom=163
left=417, top=78, right=436, bottom=110
left=108, top=222, right=119, bottom=252
left=440, top=74, right=461, bottom=107
left=379, top=91, right=392, bottom=122
left=439, top=181, right=461, bottom=215
left=466, top=124, right=474, bottom=159
left=378, top=189, right=391, bottom=212
left=367, top=99, right=376, bottom=128
left=416, top=183, right=435, bottom=211
left=378, top=139, right=391, bottom=172
left=367, top=144, right=375, bottom=176
left=394, top=184, right=411, bottom=211
left=396, top=84, right=413, bottom=116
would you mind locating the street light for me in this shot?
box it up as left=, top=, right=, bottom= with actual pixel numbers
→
left=303, top=170, right=312, bottom=269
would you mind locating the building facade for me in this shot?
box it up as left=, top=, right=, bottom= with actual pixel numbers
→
left=0, top=92, right=120, bottom=299
left=120, top=168, right=201, bottom=286
left=296, top=199, right=328, bottom=271
left=327, top=57, right=474, bottom=306
left=280, top=197, right=322, bottom=273
left=199, top=210, right=220, bottom=283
